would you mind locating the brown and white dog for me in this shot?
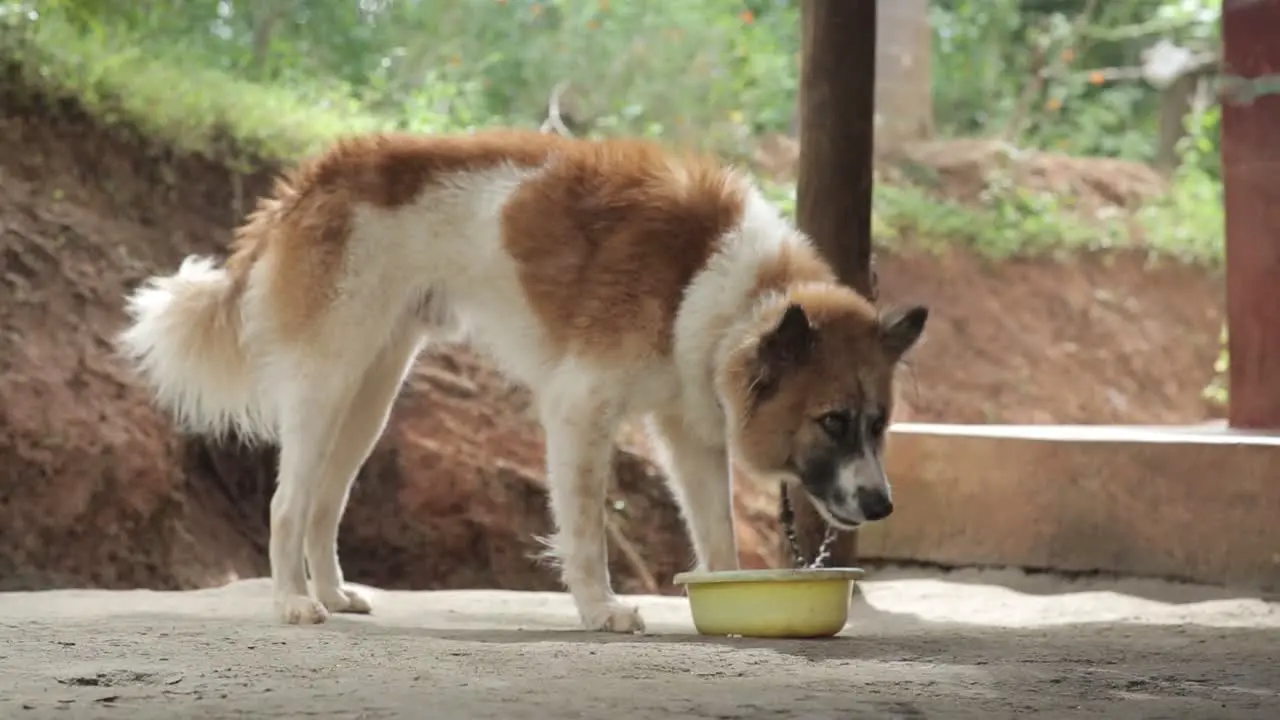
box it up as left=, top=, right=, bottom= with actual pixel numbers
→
left=117, top=129, right=927, bottom=633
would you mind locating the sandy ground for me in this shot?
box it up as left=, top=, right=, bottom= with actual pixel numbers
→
left=1, top=568, right=1278, bottom=719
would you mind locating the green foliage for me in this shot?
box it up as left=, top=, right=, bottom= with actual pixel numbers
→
left=5, top=0, right=1223, bottom=268
left=28, top=0, right=799, bottom=160
left=873, top=180, right=1100, bottom=260
left=1138, top=104, right=1224, bottom=266
left=2, top=7, right=392, bottom=166
left=1163, top=98, right=1230, bottom=407
left=933, top=0, right=1219, bottom=168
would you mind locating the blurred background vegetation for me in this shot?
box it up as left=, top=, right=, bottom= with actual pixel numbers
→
left=1, top=0, right=1227, bottom=398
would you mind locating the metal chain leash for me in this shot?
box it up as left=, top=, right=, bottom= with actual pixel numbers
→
left=780, top=483, right=838, bottom=569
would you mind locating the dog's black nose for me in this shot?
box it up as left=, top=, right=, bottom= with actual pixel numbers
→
left=855, top=487, right=894, bottom=522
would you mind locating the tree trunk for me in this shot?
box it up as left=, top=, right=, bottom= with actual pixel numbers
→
left=788, top=0, right=879, bottom=567
left=875, top=0, right=933, bottom=153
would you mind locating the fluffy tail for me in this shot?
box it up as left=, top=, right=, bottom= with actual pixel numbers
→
left=117, top=255, right=275, bottom=443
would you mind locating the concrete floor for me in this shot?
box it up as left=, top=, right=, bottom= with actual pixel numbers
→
left=1, top=568, right=1277, bottom=719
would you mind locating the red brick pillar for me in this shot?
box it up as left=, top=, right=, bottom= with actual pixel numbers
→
left=1222, top=0, right=1280, bottom=430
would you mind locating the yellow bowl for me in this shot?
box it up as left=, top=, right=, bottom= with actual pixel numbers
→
left=672, top=567, right=865, bottom=638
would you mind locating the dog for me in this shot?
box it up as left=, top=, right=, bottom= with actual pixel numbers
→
left=117, top=129, right=928, bottom=633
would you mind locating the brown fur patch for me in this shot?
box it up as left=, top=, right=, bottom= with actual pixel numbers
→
left=752, top=237, right=836, bottom=295
left=222, top=130, right=568, bottom=337
left=501, top=139, right=747, bottom=359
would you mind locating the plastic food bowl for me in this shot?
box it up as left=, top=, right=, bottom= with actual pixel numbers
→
left=672, top=567, right=865, bottom=638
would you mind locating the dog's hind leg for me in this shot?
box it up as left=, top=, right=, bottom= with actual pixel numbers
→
left=304, top=321, right=426, bottom=615
left=268, top=349, right=365, bottom=625
left=647, top=413, right=739, bottom=573
left=263, top=299, right=408, bottom=625
left=539, top=369, right=643, bottom=633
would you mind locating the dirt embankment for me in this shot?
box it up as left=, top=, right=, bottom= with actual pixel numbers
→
left=0, top=73, right=1225, bottom=593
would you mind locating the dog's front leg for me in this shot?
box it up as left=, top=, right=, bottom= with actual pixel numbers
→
left=649, top=414, right=739, bottom=573
left=539, top=392, right=644, bottom=633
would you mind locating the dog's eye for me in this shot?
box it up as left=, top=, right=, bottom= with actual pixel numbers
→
left=866, top=412, right=887, bottom=439
left=818, top=410, right=851, bottom=440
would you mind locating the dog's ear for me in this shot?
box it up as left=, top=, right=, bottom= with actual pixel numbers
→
left=880, top=305, right=928, bottom=361
left=757, top=303, right=814, bottom=379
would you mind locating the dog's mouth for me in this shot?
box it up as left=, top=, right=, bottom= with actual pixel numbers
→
left=794, top=487, right=864, bottom=530
left=817, top=502, right=863, bottom=530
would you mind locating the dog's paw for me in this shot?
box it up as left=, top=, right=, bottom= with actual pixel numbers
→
left=275, top=594, right=329, bottom=625
left=581, top=602, right=646, bottom=633
left=317, top=586, right=373, bottom=615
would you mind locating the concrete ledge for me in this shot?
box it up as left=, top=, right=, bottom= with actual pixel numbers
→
left=865, top=423, right=1280, bottom=591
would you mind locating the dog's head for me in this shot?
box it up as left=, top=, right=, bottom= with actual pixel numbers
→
left=719, top=284, right=927, bottom=529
